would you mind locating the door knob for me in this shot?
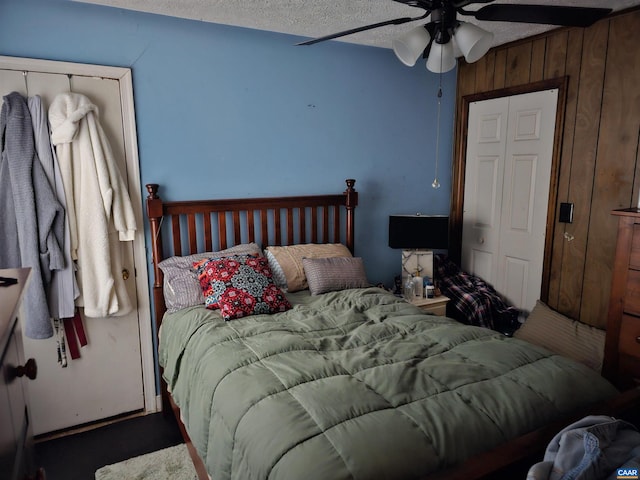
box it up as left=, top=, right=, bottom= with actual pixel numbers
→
left=122, top=269, right=130, bottom=280
left=15, top=358, right=38, bottom=380
left=478, top=237, right=485, bottom=244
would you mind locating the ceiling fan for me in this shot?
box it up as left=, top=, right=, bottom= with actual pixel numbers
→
left=297, top=1, right=612, bottom=72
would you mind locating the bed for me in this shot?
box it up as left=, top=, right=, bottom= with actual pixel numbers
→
left=145, top=179, right=635, bottom=480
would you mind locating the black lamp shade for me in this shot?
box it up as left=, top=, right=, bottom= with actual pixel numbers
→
left=388, top=215, right=449, bottom=249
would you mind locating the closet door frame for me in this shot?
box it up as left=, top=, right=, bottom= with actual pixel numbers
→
left=450, top=76, right=568, bottom=304
left=0, top=55, right=157, bottom=414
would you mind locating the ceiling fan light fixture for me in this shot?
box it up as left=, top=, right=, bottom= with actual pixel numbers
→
left=426, top=40, right=456, bottom=73
left=392, top=25, right=431, bottom=67
left=453, top=21, right=494, bottom=63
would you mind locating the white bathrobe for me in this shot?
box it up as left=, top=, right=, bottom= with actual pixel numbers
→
left=48, top=92, right=136, bottom=318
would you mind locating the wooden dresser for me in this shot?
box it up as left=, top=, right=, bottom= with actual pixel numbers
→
left=0, top=268, right=44, bottom=480
left=604, top=209, right=640, bottom=389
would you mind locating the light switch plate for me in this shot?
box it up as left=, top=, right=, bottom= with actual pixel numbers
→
left=559, top=202, right=574, bottom=223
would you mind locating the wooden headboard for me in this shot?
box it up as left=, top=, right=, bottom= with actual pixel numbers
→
left=145, top=178, right=358, bottom=329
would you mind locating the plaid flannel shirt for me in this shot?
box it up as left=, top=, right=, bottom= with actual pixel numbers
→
left=434, top=255, right=521, bottom=334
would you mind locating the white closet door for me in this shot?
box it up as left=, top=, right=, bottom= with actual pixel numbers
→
left=497, top=90, right=558, bottom=311
left=462, top=89, right=558, bottom=312
left=0, top=58, right=153, bottom=435
left=462, top=97, right=509, bottom=286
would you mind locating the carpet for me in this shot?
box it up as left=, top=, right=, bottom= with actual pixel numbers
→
left=95, top=443, right=198, bottom=480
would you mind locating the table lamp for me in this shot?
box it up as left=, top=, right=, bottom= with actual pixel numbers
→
left=388, top=214, right=449, bottom=284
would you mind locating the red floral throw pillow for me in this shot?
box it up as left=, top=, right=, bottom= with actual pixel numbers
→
left=194, top=255, right=291, bottom=320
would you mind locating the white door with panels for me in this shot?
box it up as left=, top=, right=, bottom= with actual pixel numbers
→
left=0, top=56, right=155, bottom=435
left=462, top=89, right=558, bottom=312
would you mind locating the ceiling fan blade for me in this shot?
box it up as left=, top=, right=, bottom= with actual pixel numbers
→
left=468, top=4, right=612, bottom=28
left=451, top=0, right=494, bottom=7
left=296, top=12, right=430, bottom=46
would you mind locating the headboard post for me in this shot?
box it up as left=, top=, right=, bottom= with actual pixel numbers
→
left=344, top=179, right=358, bottom=253
left=145, top=184, right=167, bottom=321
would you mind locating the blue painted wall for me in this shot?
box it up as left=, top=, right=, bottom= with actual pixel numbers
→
left=0, top=0, right=456, bottom=287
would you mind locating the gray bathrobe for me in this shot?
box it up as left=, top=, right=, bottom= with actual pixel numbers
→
left=29, top=95, right=79, bottom=320
left=0, top=91, right=65, bottom=339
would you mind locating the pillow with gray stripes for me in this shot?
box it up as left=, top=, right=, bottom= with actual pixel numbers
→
left=302, top=256, right=369, bottom=295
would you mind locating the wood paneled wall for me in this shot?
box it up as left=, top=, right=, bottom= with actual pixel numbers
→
left=452, top=8, right=640, bottom=328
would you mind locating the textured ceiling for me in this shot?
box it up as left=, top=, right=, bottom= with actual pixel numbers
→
left=72, top=0, right=640, bottom=50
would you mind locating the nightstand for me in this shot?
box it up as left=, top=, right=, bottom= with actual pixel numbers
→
left=411, top=295, right=450, bottom=316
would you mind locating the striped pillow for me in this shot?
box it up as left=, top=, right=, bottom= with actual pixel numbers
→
left=302, top=256, right=369, bottom=295
left=514, top=300, right=605, bottom=371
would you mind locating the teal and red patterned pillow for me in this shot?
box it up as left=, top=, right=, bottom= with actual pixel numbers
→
left=194, top=255, right=291, bottom=320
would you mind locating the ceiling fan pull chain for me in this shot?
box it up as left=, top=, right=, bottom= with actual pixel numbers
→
left=432, top=75, right=443, bottom=189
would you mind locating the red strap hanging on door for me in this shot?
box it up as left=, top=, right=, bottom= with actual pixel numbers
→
left=62, top=317, right=80, bottom=359
left=72, top=310, right=87, bottom=346
left=62, top=310, right=88, bottom=360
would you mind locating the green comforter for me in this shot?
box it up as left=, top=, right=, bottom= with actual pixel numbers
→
left=159, top=287, right=617, bottom=480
